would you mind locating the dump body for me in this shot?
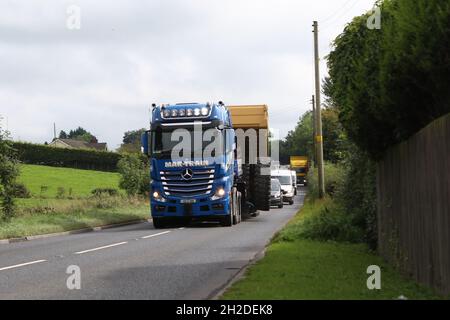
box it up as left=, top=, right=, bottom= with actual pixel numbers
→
left=228, top=105, right=271, bottom=212
left=290, top=156, right=309, bottom=185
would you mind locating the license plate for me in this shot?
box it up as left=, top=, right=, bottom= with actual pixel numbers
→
left=181, top=199, right=196, bottom=204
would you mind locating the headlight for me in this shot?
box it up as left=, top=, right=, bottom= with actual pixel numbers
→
left=171, top=109, right=178, bottom=117
left=186, top=108, right=194, bottom=117
left=162, top=109, right=171, bottom=118
left=194, top=108, right=201, bottom=116
left=179, top=109, right=186, bottom=117
left=152, top=191, right=166, bottom=202
left=201, top=107, right=209, bottom=116
left=211, top=187, right=226, bottom=200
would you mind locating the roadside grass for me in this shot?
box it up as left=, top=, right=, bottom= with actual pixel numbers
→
left=17, top=164, right=122, bottom=198
left=0, top=164, right=150, bottom=240
left=222, top=198, right=442, bottom=300
left=0, top=196, right=149, bottom=239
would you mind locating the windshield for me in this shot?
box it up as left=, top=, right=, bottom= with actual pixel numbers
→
left=271, top=180, right=280, bottom=191
left=273, top=175, right=292, bottom=185
left=151, top=128, right=224, bottom=160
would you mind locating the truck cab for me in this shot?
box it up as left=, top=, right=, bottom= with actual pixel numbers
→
left=142, top=103, right=240, bottom=228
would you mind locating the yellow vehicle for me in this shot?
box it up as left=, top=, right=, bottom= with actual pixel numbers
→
left=228, top=105, right=271, bottom=212
left=290, top=156, right=309, bottom=186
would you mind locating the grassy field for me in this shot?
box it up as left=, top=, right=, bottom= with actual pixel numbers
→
left=0, top=164, right=150, bottom=240
left=17, top=164, right=122, bottom=198
left=222, top=199, right=442, bottom=300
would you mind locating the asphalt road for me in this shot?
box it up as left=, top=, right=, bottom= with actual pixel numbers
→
left=0, top=189, right=305, bottom=300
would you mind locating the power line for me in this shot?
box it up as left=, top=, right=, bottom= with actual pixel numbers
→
left=320, top=0, right=358, bottom=24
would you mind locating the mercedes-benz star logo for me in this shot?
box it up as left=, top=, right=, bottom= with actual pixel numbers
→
left=181, top=168, right=194, bottom=181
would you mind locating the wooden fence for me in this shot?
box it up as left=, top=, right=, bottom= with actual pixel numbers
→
left=377, top=113, right=450, bottom=295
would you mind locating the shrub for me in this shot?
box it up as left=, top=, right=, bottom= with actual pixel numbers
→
left=307, top=162, right=345, bottom=199
left=56, top=187, right=66, bottom=199
left=274, top=197, right=364, bottom=244
left=117, top=154, right=149, bottom=196
left=337, top=146, right=378, bottom=250
left=299, top=205, right=364, bottom=243
left=39, top=185, right=49, bottom=198
left=0, top=120, right=19, bottom=220
left=11, top=183, right=31, bottom=199
left=91, top=188, right=119, bottom=197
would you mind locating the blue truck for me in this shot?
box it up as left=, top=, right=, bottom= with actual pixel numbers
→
left=141, top=102, right=271, bottom=228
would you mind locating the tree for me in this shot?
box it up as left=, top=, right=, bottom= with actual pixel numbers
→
left=68, top=127, right=97, bottom=143
left=117, top=154, right=149, bottom=196
left=0, top=117, right=19, bottom=220
left=118, top=129, right=146, bottom=154
left=279, top=108, right=347, bottom=164
left=59, top=130, right=68, bottom=139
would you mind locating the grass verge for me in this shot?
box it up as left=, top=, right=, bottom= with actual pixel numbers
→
left=0, top=196, right=149, bottom=239
left=222, top=198, right=442, bottom=300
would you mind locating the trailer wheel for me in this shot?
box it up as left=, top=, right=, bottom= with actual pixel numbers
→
left=234, top=191, right=242, bottom=224
left=252, top=163, right=271, bottom=211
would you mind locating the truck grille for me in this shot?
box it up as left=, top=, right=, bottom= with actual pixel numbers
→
left=160, top=167, right=215, bottom=197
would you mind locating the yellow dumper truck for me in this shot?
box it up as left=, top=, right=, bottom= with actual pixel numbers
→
left=290, top=156, right=309, bottom=186
left=229, top=105, right=271, bottom=213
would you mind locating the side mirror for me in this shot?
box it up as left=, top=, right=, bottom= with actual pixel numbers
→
left=141, top=131, right=150, bottom=156
left=282, top=190, right=288, bottom=195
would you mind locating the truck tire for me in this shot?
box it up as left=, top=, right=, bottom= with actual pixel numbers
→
left=221, top=213, right=233, bottom=227
left=251, top=163, right=271, bottom=211
left=153, top=217, right=166, bottom=229
left=241, top=164, right=253, bottom=201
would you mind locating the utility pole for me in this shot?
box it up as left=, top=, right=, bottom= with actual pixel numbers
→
left=53, top=123, right=57, bottom=140
left=313, top=21, right=325, bottom=198
left=312, top=95, right=317, bottom=168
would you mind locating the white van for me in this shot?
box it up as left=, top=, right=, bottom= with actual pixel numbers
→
left=291, top=170, right=297, bottom=196
left=271, top=169, right=295, bottom=205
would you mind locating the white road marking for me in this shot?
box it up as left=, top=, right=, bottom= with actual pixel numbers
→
left=0, top=259, right=47, bottom=272
left=74, top=242, right=128, bottom=255
left=141, top=231, right=171, bottom=239
left=178, top=227, right=185, bottom=230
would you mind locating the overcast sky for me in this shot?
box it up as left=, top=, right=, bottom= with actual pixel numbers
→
left=0, top=0, right=375, bottom=150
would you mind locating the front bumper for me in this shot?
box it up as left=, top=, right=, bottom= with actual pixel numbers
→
left=151, top=197, right=230, bottom=218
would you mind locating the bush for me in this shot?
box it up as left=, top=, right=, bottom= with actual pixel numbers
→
left=91, top=188, right=119, bottom=197
left=274, top=197, right=364, bottom=244
left=305, top=155, right=377, bottom=248
left=56, top=187, right=66, bottom=199
left=299, top=205, right=364, bottom=243
left=11, top=183, right=31, bottom=199
left=337, top=146, right=378, bottom=250
left=117, top=154, right=149, bottom=196
left=13, top=142, right=122, bottom=172
left=307, top=162, right=345, bottom=199
left=0, top=120, right=19, bottom=220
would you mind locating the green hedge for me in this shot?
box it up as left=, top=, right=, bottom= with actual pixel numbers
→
left=328, top=0, right=450, bottom=159
left=13, top=142, right=122, bottom=172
